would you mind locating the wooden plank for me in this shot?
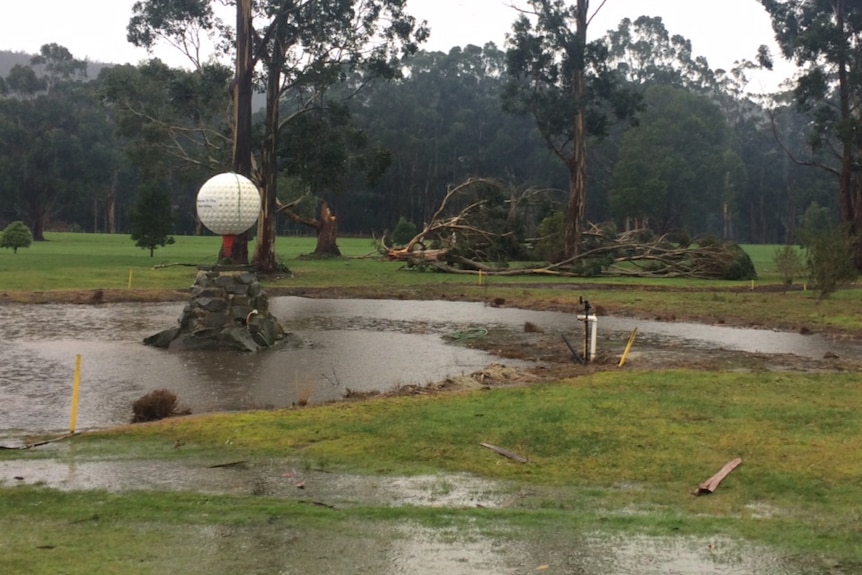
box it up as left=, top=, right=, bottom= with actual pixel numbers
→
left=694, top=458, right=743, bottom=495
left=480, top=442, right=528, bottom=463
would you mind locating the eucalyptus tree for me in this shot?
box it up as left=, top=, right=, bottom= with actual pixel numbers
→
left=609, top=85, right=737, bottom=236
left=347, top=43, right=563, bottom=234
left=504, top=0, right=642, bottom=261
left=127, top=0, right=427, bottom=271
left=101, top=59, right=233, bottom=235
left=0, top=47, right=92, bottom=240
left=759, top=0, right=862, bottom=268
left=603, top=15, right=718, bottom=91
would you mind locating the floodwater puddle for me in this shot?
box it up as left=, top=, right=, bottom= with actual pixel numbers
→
left=0, top=456, right=508, bottom=508
left=0, top=455, right=816, bottom=574
left=1, top=297, right=853, bottom=574
left=2, top=297, right=860, bottom=436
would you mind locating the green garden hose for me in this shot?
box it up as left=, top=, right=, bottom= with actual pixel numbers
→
left=447, top=327, right=489, bottom=341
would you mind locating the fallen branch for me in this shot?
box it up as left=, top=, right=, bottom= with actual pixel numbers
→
left=152, top=262, right=200, bottom=269
left=0, top=433, right=80, bottom=450
left=692, top=457, right=743, bottom=495
left=299, top=500, right=337, bottom=509
left=480, top=442, right=528, bottom=463
left=207, top=460, right=248, bottom=469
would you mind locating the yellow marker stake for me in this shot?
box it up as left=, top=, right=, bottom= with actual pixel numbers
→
left=128, top=268, right=134, bottom=288
left=618, top=328, right=638, bottom=368
left=478, top=270, right=483, bottom=286
left=70, top=354, right=81, bottom=434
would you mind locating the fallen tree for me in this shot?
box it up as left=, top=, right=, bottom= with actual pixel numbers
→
left=382, top=178, right=756, bottom=281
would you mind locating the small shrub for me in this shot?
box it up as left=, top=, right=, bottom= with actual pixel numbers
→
left=773, top=245, right=804, bottom=285
left=391, top=216, right=418, bottom=246
left=0, top=221, right=33, bottom=253
left=131, top=389, right=190, bottom=423
left=797, top=203, right=858, bottom=298
left=533, top=211, right=565, bottom=262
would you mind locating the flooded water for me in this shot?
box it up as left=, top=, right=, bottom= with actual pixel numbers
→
left=1, top=297, right=859, bottom=435
left=0, top=455, right=819, bottom=574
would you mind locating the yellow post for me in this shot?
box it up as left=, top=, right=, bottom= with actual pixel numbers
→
left=70, top=354, right=81, bottom=434
left=478, top=270, right=483, bottom=286
left=128, top=268, right=134, bottom=288
left=618, top=328, right=638, bottom=367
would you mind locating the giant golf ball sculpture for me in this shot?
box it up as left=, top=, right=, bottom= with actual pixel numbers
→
left=196, top=172, right=260, bottom=259
left=143, top=172, right=285, bottom=351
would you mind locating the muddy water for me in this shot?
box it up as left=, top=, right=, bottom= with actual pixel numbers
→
left=272, top=297, right=861, bottom=357
left=2, top=297, right=859, bottom=435
left=0, top=299, right=521, bottom=434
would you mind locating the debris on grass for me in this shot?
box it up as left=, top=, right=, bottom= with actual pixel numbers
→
left=131, top=389, right=191, bottom=423
left=480, top=442, right=528, bottom=463
left=693, top=458, right=743, bottom=496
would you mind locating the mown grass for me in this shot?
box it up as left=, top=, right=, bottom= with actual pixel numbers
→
left=0, top=231, right=802, bottom=289
left=83, top=371, right=862, bottom=497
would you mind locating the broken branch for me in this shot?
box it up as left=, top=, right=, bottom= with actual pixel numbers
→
left=480, top=442, right=528, bottom=463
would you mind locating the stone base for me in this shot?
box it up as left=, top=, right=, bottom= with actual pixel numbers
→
left=144, top=269, right=285, bottom=352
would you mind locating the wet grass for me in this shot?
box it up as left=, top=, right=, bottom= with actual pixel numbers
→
left=3, top=233, right=860, bottom=337
left=4, top=370, right=858, bottom=567
left=3, top=234, right=862, bottom=571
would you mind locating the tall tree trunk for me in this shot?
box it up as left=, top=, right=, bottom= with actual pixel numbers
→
left=252, top=77, right=280, bottom=272
left=563, top=0, right=588, bottom=261
left=854, top=150, right=862, bottom=269
left=227, top=0, right=254, bottom=265
left=29, top=200, right=46, bottom=241
left=252, top=23, right=286, bottom=274
left=106, top=169, right=119, bottom=234
left=834, top=2, right=862, bottom=269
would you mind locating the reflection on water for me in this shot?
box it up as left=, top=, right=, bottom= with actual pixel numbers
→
left=1, top=297, right=859, bottom=434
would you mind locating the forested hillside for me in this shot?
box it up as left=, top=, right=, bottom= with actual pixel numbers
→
left=0, top=9, right=846, bottom=255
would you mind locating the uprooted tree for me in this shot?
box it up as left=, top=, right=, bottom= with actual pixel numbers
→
left=384, top=178, right=756, bottom=280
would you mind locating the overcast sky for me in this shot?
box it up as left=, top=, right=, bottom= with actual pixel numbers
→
left=0, top=0, right=790, bottom=90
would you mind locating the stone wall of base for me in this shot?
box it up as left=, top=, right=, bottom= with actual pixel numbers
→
left=144, top=269, right=285, bottom=351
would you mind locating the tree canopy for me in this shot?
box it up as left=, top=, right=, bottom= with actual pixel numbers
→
left=760, top=0, right=862, bottom=268
left=125, top=0, right=428, bottom=270
left=0, top=7, right=850, bottom=279
left=504, top=0, right=642, bottom=261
